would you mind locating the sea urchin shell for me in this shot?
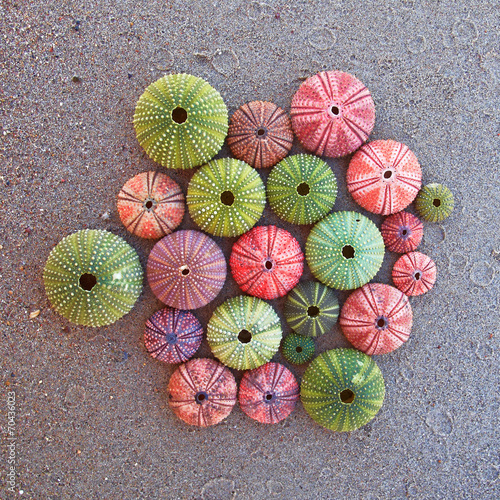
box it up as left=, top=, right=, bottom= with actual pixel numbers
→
left=380, top=211, right=423, bottom=253
left=415, top=183, right=454, bottom=222
left=392, top=252, right=437, bottom=296
left=281, top=332, right=315, bottom=365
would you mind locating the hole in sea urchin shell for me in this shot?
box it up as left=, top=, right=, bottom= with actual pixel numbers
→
left=79, top=273, right=97, bottom=291
left=256, top=127, right=266, bottom=137
left=264, top=259, right=274, bottom=270
left=297, top=182, right=310, bottom=196
left=220, top=190, right=235, bottom=206
left=340, top=389, right=355, bottom=404
left=433, top=198, right=441, bottom=207
left=172, top=107, right=187, bottom=124
left=180, top=265, right=190, bottom=276
left=414, top=271, right=422, bottom=280
left=376, top=316, right=388, bottom=329
left=383, top=170, right=393, bottom=179
left=145, top=200, right=154, bottom=210
left=238, top=329, right=252, bottom=344
left=331, top=105, right=340, bottom=116
left=307, top=305, right=320, bottom=317
left=195, top=391, right=207, bottom=404
left=296, top=346, right=303, bottom=353
left=342, top=245, right=355, bottom=259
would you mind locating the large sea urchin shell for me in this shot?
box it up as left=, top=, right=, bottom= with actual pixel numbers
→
left=43, top=230, right=143, bottom=327
left=167, top=358, right=237, bottom=427
left=301, top=348, right=385, bottom=432
left=281, top=332, right=315, bottom=365
left=227, top=101, right=293, bottom=169
left=284, top=281, right=339, bottom=337
left=267, top=154, right=337, bottom=225
left=147, top=230, right=226, bottom=309
left=207, top=295, right=282, bottom=370
left=239, top=362, right=299, bottom=424
left=133, top=73, right=228, bottom=169
left=306, top=211, right=385, bottom=290
left=230, top=226, right=304, bottom=300
left=290, top=71, right=375, bottom=158
left=186, top=158, right=266, bottom=237
left=415, top=183, right=454, bottom=222
left=144, top=308, right=203, bottom=363
left=117, top=171, right=185, bottom=239
left=392, top=252, right=437, bottom=296
left=339, top=283, right=413, bottom=355
left=381, top=211, right=423, bottom=253
left=347, top=140, right=422, bottom=215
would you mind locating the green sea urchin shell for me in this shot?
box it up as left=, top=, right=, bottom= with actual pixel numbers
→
left=133, top=73, right=228, bottom=169
left=306, top=211, right=385, bottom=290
left=267, top=154, right=337, bottom=225
left=284, top=281, right=339, bottom=337
left=43, top=230, right=143, bottom=327
left=301, top=348, right=385, bottom=431
left=282, top=333, right=315, bottom=365
left=187, top=158, right=266, bottom=237
left=207, top=296, right=282, bottom=370
left=415, top=183, right=454, bottom=222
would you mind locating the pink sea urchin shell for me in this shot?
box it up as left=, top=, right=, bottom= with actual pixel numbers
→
left=392, top=251, right=437, bottom=296
left=347, top=140, right=422, bottom=215
left=290, top=70, right=375, bottom=158
left=239, top=362, right=299, bottom=424
left=117, top=171, right=184, bottom=239
left=229, top=225, right=304, bottom=300
left=339, top=283, right=413, bottom=355
left=147, top=230, right=227, bottom=309
left=381, top=211, right=424, bottom=253
left=167, top=358, right=237, bottom=427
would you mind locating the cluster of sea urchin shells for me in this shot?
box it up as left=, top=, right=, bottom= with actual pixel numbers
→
left=43, top=70, right=454, bottom=432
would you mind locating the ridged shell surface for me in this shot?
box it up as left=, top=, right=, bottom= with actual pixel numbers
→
left=339, top=283, right=413, bottom=355
left=281, top=332, right=315, bottom=365
left=381, top=211, right=423, bottom=253
left=207, top=296, right=282, bottom=370
left=187, top=158, right=266, bottom=237
left=43, top=230, right=143, bottom=327
left=167, top=358, right=237, bottom=427
left=347, top=140, right=422, bottom=215
left=117, top=171, right=185, bottom=239
left=392, top=252, right=437, bottom=296
left=415, top=183, right=454, bottom=222
left=239, top=362, right=299, bottom=424
left=290, top=71, right=375, bottom=158
left=306, top=211, right=385, bottom=290
left=133, top=73, right=228, bottom=169
left=267, top=154, right=338, bottom=225
left=230, top=225, right=304, bottom=300
left=147, top=230, right=226, bottom=309
left=227, top=101, right=293, bottom=169
left=301, top=348, right=385, bottom=431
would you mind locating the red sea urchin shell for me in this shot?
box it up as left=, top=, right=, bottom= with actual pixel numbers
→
left=238, top=362, right=299, bottom=424
left=347, top=140, right=422, bottom=215
left=339, top=283, right=413, bottom=355
left=229, top=226, right=304, bottom=300
left=290, top=70, right=375, bottom=158
left=392, top=252, right=437, bottom=296
left=167, top=358, right=237, bottom=427
left=147, top=230, right=226, bottom=309
left=117, top=171, right=185, bottom=239
left=381, top=211, right=424, bottom=253
left=227, top=101, right=293, bottom=169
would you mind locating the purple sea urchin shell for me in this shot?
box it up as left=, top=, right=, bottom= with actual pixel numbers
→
left=238, top=362, right=299, bottom=424
left=144, top=308, right=203, bottom=363
left=381, top=211, right=424, bottom=253
left=392, top=251, right=437, bottom=296
left=167, top=358, right=237, bottom=427
left=290, top=71, right=375, bottom=158
left=147, top=230, right=226, bottom=309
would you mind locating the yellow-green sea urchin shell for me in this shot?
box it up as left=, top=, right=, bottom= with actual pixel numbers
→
left=133, top=73, right=228, bottom=169
left=187, top=158, right=266, bottom=237
left=207, top=296, right=282, bottom=370
left=43, top=230, right=143, bottom=327
left=415, top=183, right=454, bottom=223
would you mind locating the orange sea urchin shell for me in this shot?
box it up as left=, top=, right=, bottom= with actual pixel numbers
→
left=392, top=251, right=437, bottom=296
left=381, top=211, right=424, bottom=253
left=347, top=140, right=422, bottom=215
left=290, top=70, right=375, bottom=158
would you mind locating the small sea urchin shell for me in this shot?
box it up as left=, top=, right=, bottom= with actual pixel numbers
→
left=43, top=230, right=143, bottom=327
left=392, top=252, right=437, bottom=296
left=381, top=211, right=423, bottom=253
left=347, top=140, right=422, bottom=215
left=284, top=281, right=339, bottom=337
left=301, top=348, right=385, bottom=432
left=290, top=70, right=375, bottom=158
left=147, top=230, right=226, bottom=309
left=117, top=171, right=185, bottom=239
left=267, top=154, right=338, bottom=225
left=282, top=333, right=315, bottom=365
left=415, top=183, right=454, bottom=222
left=133, top=73, right=228, bottom=169
left=306, top=211, right=385, bottom=290
left=186, top=158, right=266, bottom=237
left=167, top=358, right=237, bottom=427
left=227, top=101, right=293, bottom=169
left=239, top=362, right=299, bottom=424
left=339, top=283, right=413, bottom=355
left=144, top=308, right=203, bottom=363
left=207, top=296, right=282, bottom=370
left=230, top=226, right=304, bottom=300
